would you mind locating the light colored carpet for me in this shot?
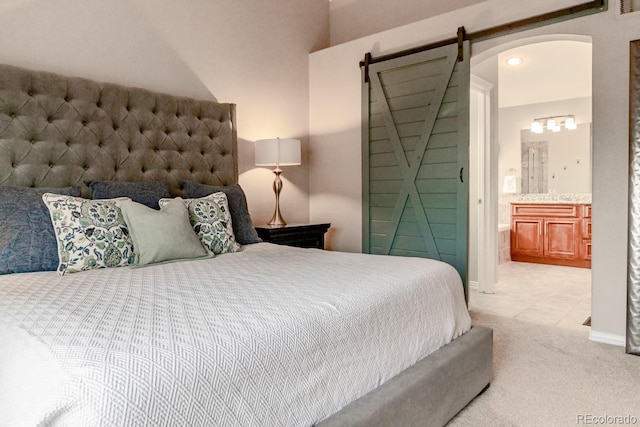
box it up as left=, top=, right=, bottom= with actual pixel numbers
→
left=447, top=310, right=640, bottom=426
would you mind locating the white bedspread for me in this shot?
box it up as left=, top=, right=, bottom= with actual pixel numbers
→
left=0, top=243, right=470, bottom=426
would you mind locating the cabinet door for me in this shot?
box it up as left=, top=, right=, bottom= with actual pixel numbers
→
left=582, top=218, right=592, bottom=239
left=511, top=218, right=543, bottom=257
left=544, top=219, right=581, bottom=259
left=581, top=240, right=592, bottom=260
left=581, top=218, right=592, bottom=261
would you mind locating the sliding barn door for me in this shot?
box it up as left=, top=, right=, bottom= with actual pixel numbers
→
left=362, top=42, right=470, bottom=294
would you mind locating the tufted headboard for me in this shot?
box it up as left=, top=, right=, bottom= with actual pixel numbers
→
left=0, top=63, right=237, bottom=197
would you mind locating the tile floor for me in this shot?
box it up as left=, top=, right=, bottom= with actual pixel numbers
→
left=468, top=261, right=592, bottom=331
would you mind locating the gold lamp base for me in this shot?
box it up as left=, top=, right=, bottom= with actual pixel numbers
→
left=268, top=168, right=287, bottom=225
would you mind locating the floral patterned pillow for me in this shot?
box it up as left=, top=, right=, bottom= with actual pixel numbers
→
left=42, top=193, right=135, bottom=275
left=159, top=193, right=242, bottom=255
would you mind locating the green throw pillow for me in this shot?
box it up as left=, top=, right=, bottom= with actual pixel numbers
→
left=119, top=199, right=210, bottom=266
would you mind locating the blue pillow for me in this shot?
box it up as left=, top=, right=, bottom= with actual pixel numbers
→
left=181, top=181, right=262, bottom=245
left=88, top=181, right=170, bottom=210
left=0, top=185, right=81, bottom=274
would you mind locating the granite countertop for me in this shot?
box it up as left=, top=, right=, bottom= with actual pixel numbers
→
left=511, top=193, right=592, bottom=204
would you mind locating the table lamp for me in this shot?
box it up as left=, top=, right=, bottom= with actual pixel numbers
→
left=255, top=138, right=301, bottom=225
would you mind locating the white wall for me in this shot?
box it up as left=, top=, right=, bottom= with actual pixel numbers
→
left=521, top=123, right=592, bottom=193
left=0, top=0, right=330, bottom=226
left=499, top=97, right=592, bottom=195
left=498, top=40, right=592, bottom=108
left=329, top=0, right=592, bottom=46
left=329, top=0, right=484, bottom=45
left=310, top=3, right=640, bottom=342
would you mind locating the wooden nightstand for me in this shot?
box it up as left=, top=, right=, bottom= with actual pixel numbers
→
left=254, top=223, right=330, bottom=249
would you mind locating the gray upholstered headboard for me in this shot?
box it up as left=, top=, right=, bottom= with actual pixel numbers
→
left=0, top=63, right=237, bottom=197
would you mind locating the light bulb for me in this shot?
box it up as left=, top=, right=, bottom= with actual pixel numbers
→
left=531, top=121, right=543, bottom=134
left=546, top=118, right=556, bottom=130
left=506, top=57, right=523, bottom=66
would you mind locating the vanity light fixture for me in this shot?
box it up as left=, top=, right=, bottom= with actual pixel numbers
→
left=530, top=115, right=577, bottom=134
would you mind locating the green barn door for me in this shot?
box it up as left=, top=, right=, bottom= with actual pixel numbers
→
left=362, top=41, right=470, bottom=294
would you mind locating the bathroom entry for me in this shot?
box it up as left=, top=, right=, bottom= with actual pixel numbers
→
left=470, top=36, right=592, bottom=292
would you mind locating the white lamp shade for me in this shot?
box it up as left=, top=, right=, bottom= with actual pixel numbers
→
left=565, top=116, right=577, bottom=130
left=255, top=138, right=301, bottom=166
left=530, top=121, right=544, bottom=134
left=546, top=118, right=556, bottom=130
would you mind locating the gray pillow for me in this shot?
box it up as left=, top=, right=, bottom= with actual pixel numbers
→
left=0, top=185, right=80, bottom=274
left=182, top=181, right=262, bottom=244
left=119, top=199, right=210, bottom=266
left=88, top=180, right=171, bottom=210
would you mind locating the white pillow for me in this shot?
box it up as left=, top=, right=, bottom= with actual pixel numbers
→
left=42, top=194, right=134, bottom=275
left=118, top=199, right=209, bottom=266
left=159, top=193, right=242, bottom=255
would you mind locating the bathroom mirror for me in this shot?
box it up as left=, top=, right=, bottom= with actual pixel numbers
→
left=520, top=123, right=592, bottom=194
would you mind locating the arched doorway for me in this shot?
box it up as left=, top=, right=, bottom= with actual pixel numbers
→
left=469, top=35, right=593, bottom=329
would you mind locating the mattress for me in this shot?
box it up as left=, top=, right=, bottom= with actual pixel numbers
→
left=0, top=243, right=471, bottom=426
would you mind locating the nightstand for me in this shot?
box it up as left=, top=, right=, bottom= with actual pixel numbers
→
left=254, top=223, right=331, bottom=249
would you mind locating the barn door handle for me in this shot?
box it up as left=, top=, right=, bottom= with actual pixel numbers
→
left=459, top=167, right=464, bottom=183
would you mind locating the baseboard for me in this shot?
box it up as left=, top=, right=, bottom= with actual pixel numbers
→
left=469, top=281, right=496, bottom=294
left=589, top=330, right=625, bottom=347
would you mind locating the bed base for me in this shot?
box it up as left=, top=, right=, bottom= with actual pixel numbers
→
left=318, top=326, right=493, bottom=427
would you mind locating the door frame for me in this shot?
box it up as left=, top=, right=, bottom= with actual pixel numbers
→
left=470, top=75, right=497, bottom=294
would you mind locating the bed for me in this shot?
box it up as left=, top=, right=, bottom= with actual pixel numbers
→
left=0, top=63, right=492, bottom=426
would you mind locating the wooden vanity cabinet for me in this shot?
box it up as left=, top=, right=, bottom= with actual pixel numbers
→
left=511, top=203, right=591, bottom=268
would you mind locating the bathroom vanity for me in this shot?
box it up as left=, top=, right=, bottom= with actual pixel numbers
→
left=510, top=197, right=591, bottom=268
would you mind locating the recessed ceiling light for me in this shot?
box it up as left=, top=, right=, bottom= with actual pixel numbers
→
left=506, top=57, right=523, bottom=66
